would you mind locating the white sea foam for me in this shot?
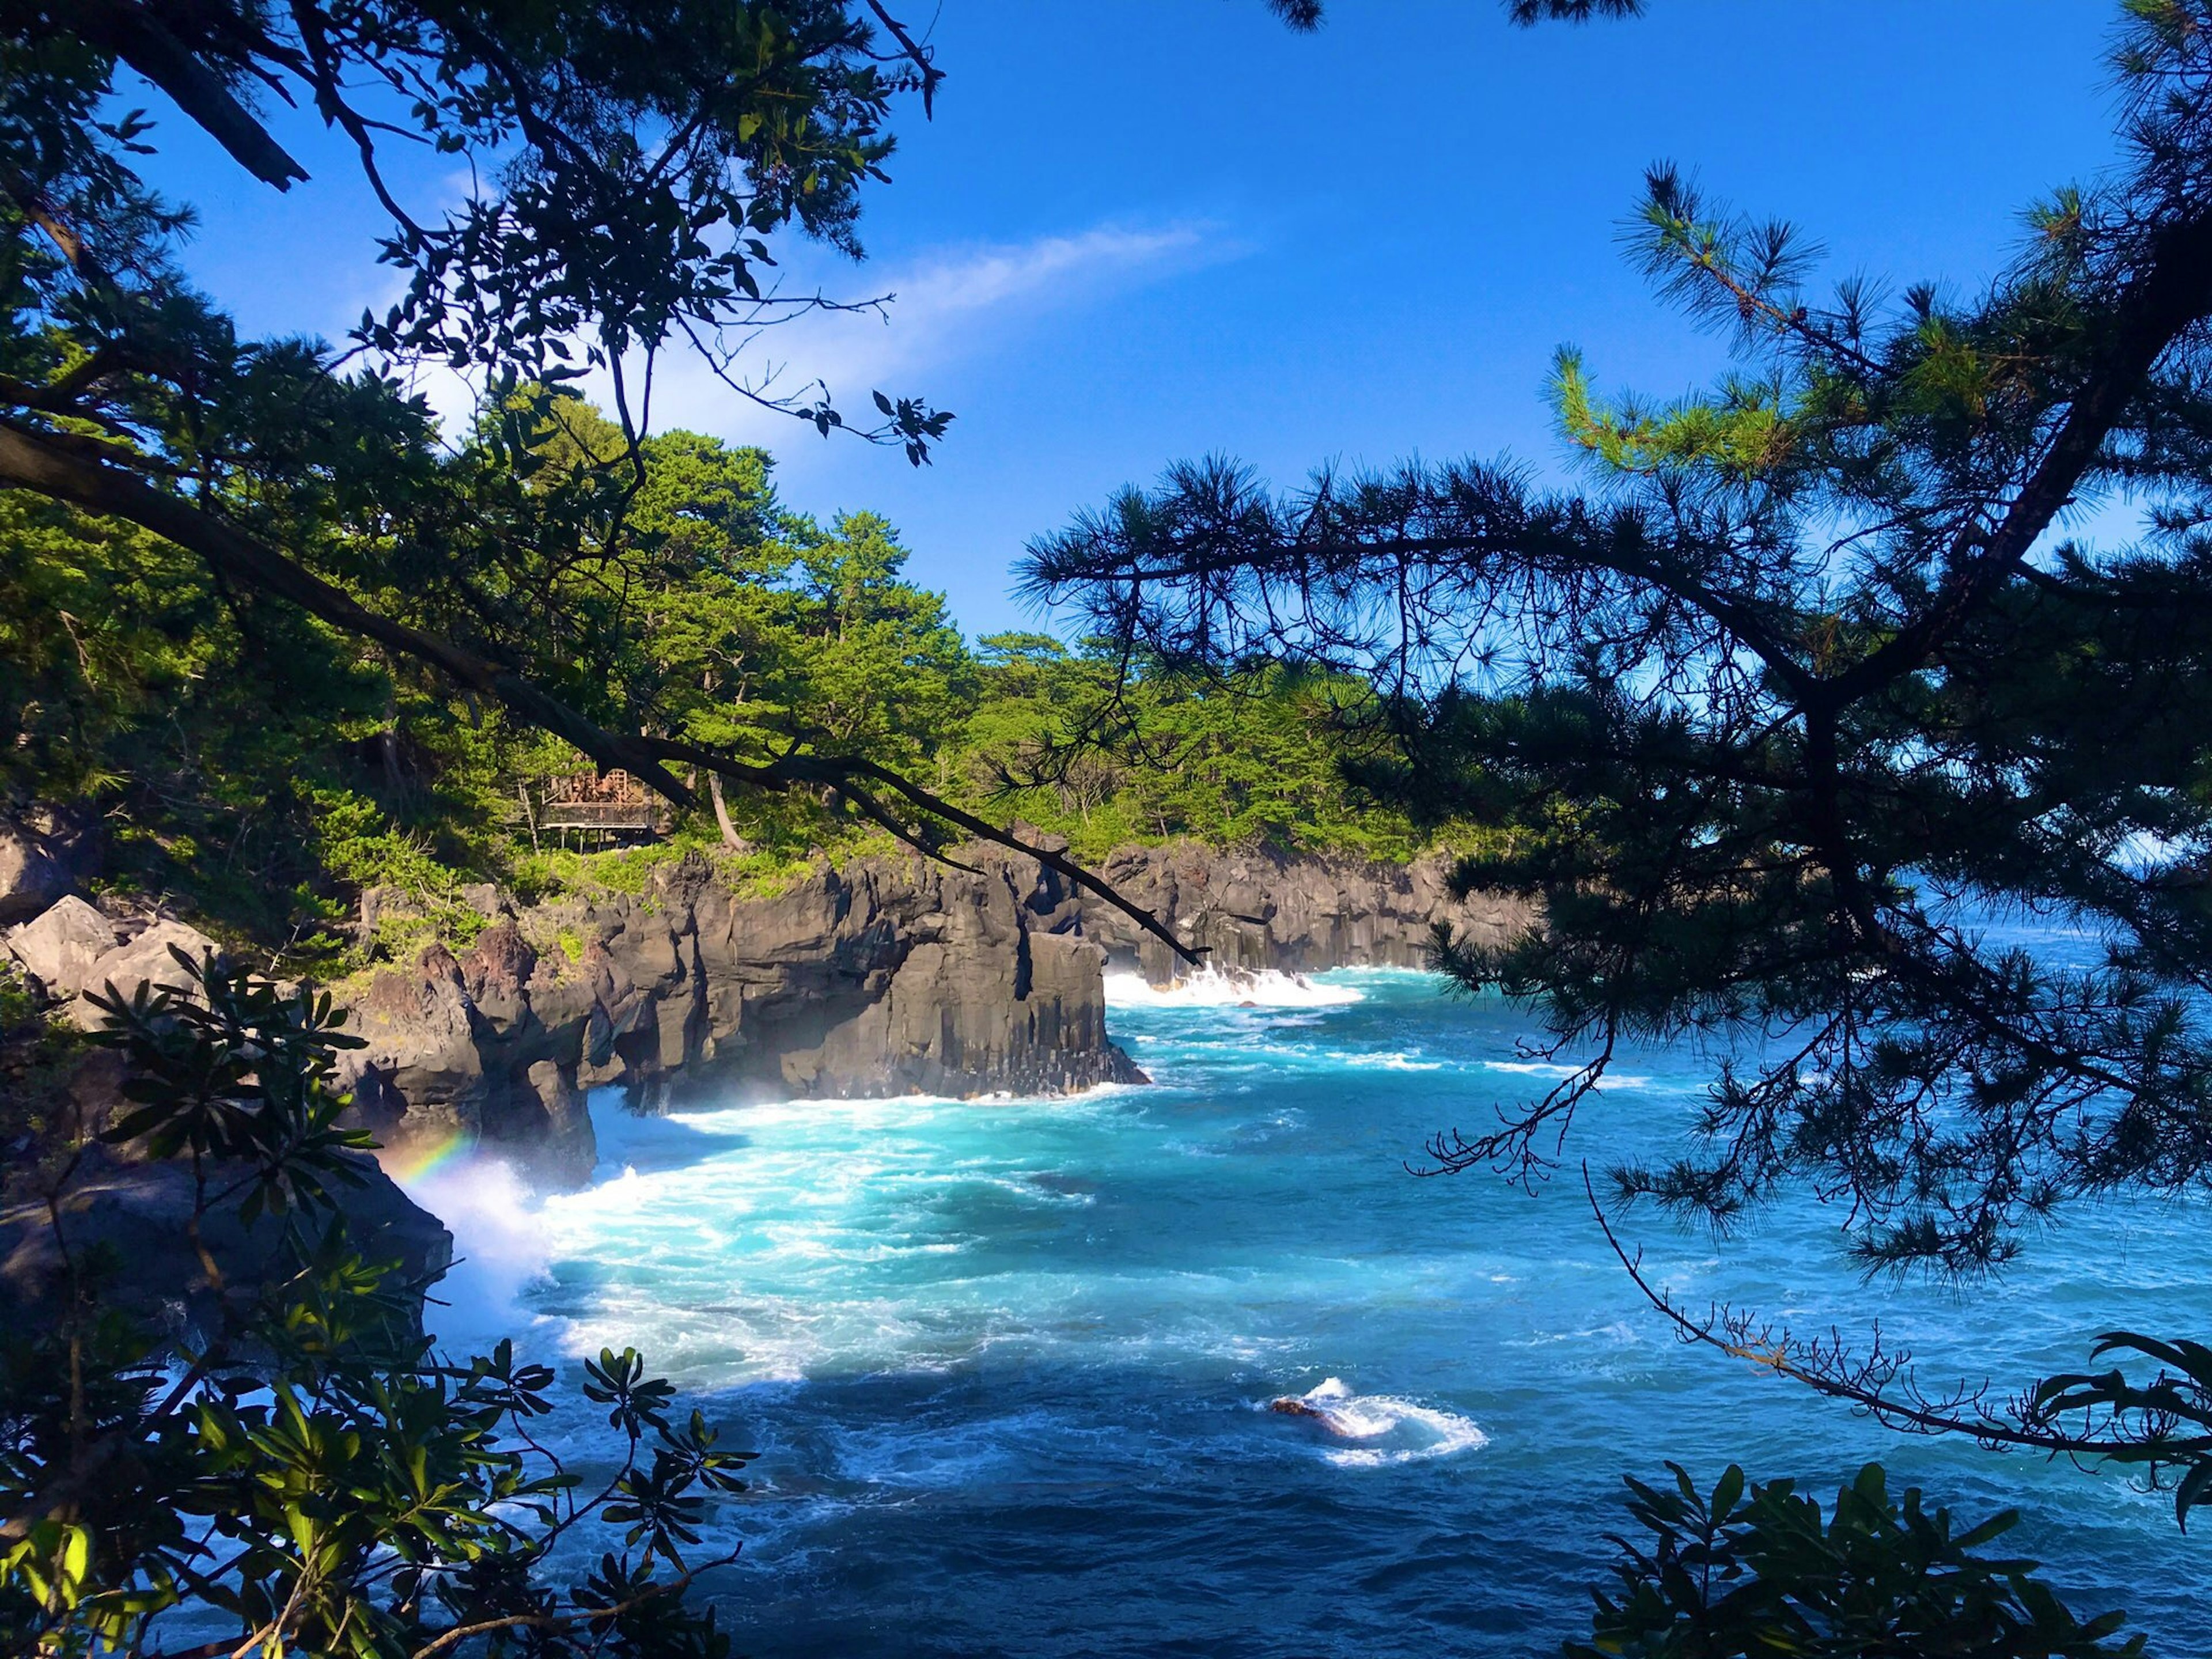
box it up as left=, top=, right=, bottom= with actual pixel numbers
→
left=399, top=1074, right=1475, bottom=1402
left=1268, top=1376, right=1488, bottom=1468
left=1482, top=1059, right=1652, bottom=1089
left=1338, top=1050, right=1444, bottom=1071
left=1104, top=966, right=1363, bottom=1009
left=396, top=1158, right=556, bottom=1348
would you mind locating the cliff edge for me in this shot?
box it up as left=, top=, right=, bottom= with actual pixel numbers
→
left=1084, top=840, right=1531, bottom=984
left=3, top=825, right=1532, bottom=1190
left=338, top=841, right=1143, bottom=1182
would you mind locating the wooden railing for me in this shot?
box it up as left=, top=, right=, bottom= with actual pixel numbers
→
left=536, top=798, right=657, bottom=830
left=517, top=771, right=663, bottom=847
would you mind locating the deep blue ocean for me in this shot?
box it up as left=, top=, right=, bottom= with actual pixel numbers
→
left=408, top=964, right=2212, bottom=1656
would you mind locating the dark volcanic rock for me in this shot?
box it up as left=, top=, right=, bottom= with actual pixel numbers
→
left=1081, top=840, right=1533, bottom=986
left=0, top=806, right=100, bottom=925
left=463, top=921, right=537, bottom=1001
left=328, top=839, right=1531, bottom=1185
left=0, top=1145, right=452, bottom=1346
left=334, top=844, right=1145, bottom=1183
left=0, top=817, right=66, bottom=924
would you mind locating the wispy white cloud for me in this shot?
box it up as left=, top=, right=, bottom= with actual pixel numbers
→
left=630, top=219, right=1229, bottom=442
left=363, top=218, right=1232, bottom=449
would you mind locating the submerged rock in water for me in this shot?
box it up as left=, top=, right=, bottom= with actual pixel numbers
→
left=1264, top=1377, right=1491, bottom=1466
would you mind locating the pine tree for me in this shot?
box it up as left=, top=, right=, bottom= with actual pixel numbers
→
left=1025, top=0, right=2212, bottom=1506
left=0, top=0, right=1323, bottom=962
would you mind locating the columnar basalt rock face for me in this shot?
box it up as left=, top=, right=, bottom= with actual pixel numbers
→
left=2, top=827, right=1533, bottom=1190
left=1082, top=841, right=1535, bottom=986
left=326, top=839, right=1534, bottom=1185
left=335, top=844, right=1147, bottom=1184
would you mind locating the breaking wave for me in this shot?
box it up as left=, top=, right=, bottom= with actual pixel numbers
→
left=373, top=954, right=2212, bottom=1655
left=1264, top=1376, right=1490, bottom=1468
left=1104, top=966, right=1364, bottom=1009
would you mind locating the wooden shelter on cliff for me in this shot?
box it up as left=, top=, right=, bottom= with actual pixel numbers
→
left=519, top=770, right=665, bottom=850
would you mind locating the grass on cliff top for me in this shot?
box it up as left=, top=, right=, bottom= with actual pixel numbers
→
left=327, top=829, right=884, bottom=995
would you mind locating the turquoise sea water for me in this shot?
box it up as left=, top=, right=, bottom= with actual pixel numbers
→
left=410, top=966, right=2212, bottom=1656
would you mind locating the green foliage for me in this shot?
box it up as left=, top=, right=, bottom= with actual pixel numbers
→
left=0, top=0, right=969, bottom=988
left=961, top=633, right=1422, bottom=862
left=595, top=434, right=980, bottom=786
left=0, top=962, right=750, bottom=1658
left=0, top=958, right=84, bottom=1146
left=1024, top=1, right=2212, bottom=1274
left=2029, top=1332, right=2212, bottom=1529
left=1571, top=1463, right=2141, bottom=1658
left=1018, top=0, right=2212, bottom=1565
left=3, top=1, right=950, bottom=456
left=0, top=490, right=395, bottom=949
left=3, top=373, right=1409, bottom=979
left=310, top=788, right=493, bottom=953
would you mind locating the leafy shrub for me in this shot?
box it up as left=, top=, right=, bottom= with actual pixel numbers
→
left=1570, top=1462, right=2141, bottom=1658
left=0, top=960, right=751, bottom=1657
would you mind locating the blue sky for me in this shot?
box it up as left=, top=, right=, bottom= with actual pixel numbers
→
left=145, top=2, right=2122, bottom=635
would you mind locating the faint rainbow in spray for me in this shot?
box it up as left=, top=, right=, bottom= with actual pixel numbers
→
left=380, top=1127, right=475, bottom=1183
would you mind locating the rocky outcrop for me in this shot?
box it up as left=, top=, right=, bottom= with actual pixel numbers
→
left=0, top=884, right=445, bottom=1347
left=0, top=806, right=97, bottom=925
left=3, top=896, right=228, bottom=1028
left=0, top=1144, right=452, bottom=1347
left=336, top=843, right=1144, bottom=1183
left=0, top=819, right=66, bottom=924
left=328, top=838, right=1532, bottom=1184
left=2, top=827, right=1533, bottom=1191
left=1082, top=841, right=1533, bottom=984
left=7, top=895, right=118, bottom=997
left=0, top=860, right=449, bottom=1345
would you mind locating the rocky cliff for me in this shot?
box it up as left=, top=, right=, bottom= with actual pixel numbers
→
left=2, top=820, right=1531, bottom=1191
left=0, top=1144, right=452, bottom=1347
left=0, top=861, right=453, bottom=1339
left=1083, top=840, right=1532, bottom=984
left=329, top=838, right=1531, bottom=1183
left=336, top=843, right=1144, bottom=1183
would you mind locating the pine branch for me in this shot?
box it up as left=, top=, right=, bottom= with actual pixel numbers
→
left=0, top=419, right=1191, bottom=961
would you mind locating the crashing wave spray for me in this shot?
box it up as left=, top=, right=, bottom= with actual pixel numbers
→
left=392, top=1155, right=557, bottom=1348
left=1104, top=965, right=1364, bottom=1010
left=1265, top=1377, right=1489, bottom=1468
